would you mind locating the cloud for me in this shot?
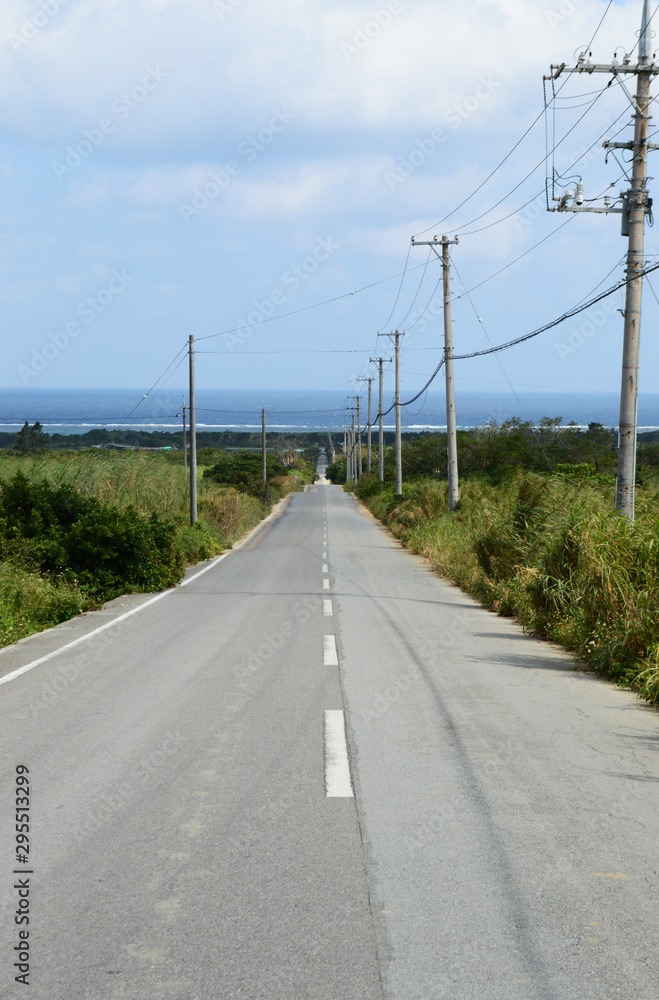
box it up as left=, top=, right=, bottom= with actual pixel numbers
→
left=0, top=0, right=639, bottom=152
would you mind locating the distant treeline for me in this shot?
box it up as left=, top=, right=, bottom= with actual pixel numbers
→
left=328, top=419, right=659, bottom=485
left=0, top=427, right=334, bottom=452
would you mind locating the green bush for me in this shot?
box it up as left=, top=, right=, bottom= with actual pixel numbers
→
left=203, top=450, right=288, bottom=496
left=0, top=472, right=183, bottom=599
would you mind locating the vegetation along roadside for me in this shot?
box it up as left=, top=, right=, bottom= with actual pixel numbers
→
left=0, top=441, right=316, bottom=649
left=326, top=420, right=659, bottom=706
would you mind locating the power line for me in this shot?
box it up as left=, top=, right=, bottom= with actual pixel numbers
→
left=456, top=84, right=609, bottom=234
left=373, top=259, right=659, bottom=421
left=412, top=104, right=556, bottom=238
left=194, top=256, right=434, bottom=344
left=379, top=242, right=412, bottom=331
left=114, top=343, right=188, bottom=432
left=453, top=260, right=659, bottom=361
left=196, top=349, right=371, bottom=355
left=393, top=248, right=432, bottom=328
left=585, top=0, right=614, bottom=52
left=451, top=257, right=556, bottom=472
left=455, top=215, right=575, bottom=300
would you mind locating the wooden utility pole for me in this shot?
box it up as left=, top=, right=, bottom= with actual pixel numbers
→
left=261, top=408, right=267, bottom=482
left=180, top=395, right=187, bottom=471
left=442, top=237, right=459, bottom=511
left=547, top=0, right=657, bottom=518
left=358, top=377, right=373, bottom=473
left=350, top=413, right=356, bottom=481
left=370, top=357, right=389, bottom=482
left=188, top=335, right=197, bottom=525
left=348, top=395, right=362, bottom=480
left=411, top=235, right=459, bottom=511
left=393, top=331, right=404, bottom=495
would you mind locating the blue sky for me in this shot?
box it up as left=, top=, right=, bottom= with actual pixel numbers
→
left=0, top=0, right=656, bottom=405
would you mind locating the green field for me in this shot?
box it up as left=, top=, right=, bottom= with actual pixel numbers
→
left=0, top=448, right=315, bottom=649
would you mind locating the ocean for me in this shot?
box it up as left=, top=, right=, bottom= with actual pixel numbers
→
left=2, top=387, right=659, bottom=435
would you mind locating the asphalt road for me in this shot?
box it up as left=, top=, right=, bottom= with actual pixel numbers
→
left=0, top=460, right=657, bottom=999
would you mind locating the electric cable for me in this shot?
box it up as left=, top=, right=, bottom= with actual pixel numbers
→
left=195, top=255, right=433, bottom=344
left=586, top=0, right=614, bottom=53
left=372, top=259, right=659, bottom=420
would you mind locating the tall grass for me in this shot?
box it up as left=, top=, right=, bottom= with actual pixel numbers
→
left=0, top=451, right=190, bottom=517
left=355, top=471, right=659, bottom=705
left=0, top=450, right=282, bottom=650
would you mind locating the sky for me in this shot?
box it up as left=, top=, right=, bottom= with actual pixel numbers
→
left=1, top=0, right=657, bottom=408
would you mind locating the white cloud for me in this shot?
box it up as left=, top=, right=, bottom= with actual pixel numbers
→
left=0, top=0, right=643, bottom=149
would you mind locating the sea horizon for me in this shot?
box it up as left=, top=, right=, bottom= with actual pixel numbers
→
left=2, top=387, right=659, bottom=434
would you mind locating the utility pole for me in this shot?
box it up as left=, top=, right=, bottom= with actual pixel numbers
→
left=344, top=426, right=350, bottom=483
left=261, top=408, right=267, bottom=482
left=356, top=396, right=362, bottom=479
left=348, top=395, right=362, bottom=480
left=188, top=335, right=197, bottom=525
left=411, top=235, right=460, bottom=511
left=393, top=331, right=404, bottom=494
left=546, top=0, right=657, bottom=518
left=350, top=413, right=356, bottom=481
left=358, top=377, right=373, bottom=473
left=366, top=377, right=372, bottom=473
left=370, top=357, right=389, bottom=482
left=179, top=395, right=187, bottom=471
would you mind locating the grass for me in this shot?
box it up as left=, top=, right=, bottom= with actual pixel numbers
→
left=0, top=449, right=310, bottom=650
left=352, top=471, right=659, bottom=706
left=0, top=562, right=89, bottom=648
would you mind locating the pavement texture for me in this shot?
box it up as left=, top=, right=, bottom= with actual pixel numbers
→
left=0, top=461, right=656, bottom=999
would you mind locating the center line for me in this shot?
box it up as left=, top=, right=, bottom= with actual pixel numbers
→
left=323, top=634, right=338, bottom=666
left=322, top=578, right=330, bottom=590
left=322, top=563, right=328, bottom=573
left=324, top=710, right=354, bottom=798
left=323, top=599, right=333, bottom=616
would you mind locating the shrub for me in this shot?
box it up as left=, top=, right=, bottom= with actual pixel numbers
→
left=0, top=472, right=183, bottom=599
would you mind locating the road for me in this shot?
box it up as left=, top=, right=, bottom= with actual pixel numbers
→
left=0, top=455, right=657, bottom=999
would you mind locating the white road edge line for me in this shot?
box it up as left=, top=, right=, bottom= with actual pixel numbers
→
left=0, top=490, right=299, bottom=688
left=0, top=552, right=232, bottom=688
left=323, top=599, right=333, bottom=616
left=324, top=710, right=354, bottom=798
left=323, top=634, right=338, bottom=666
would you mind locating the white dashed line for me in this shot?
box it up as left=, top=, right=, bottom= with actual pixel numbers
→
left=322, top=563, right=329, bottom=574
left=322, top=579, right=330, bottom=590
left=324, top=711, right=354, bottom=798
left=323, top=599, right=333, bottom=616
left=323, top=635, right=338, bottom=666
